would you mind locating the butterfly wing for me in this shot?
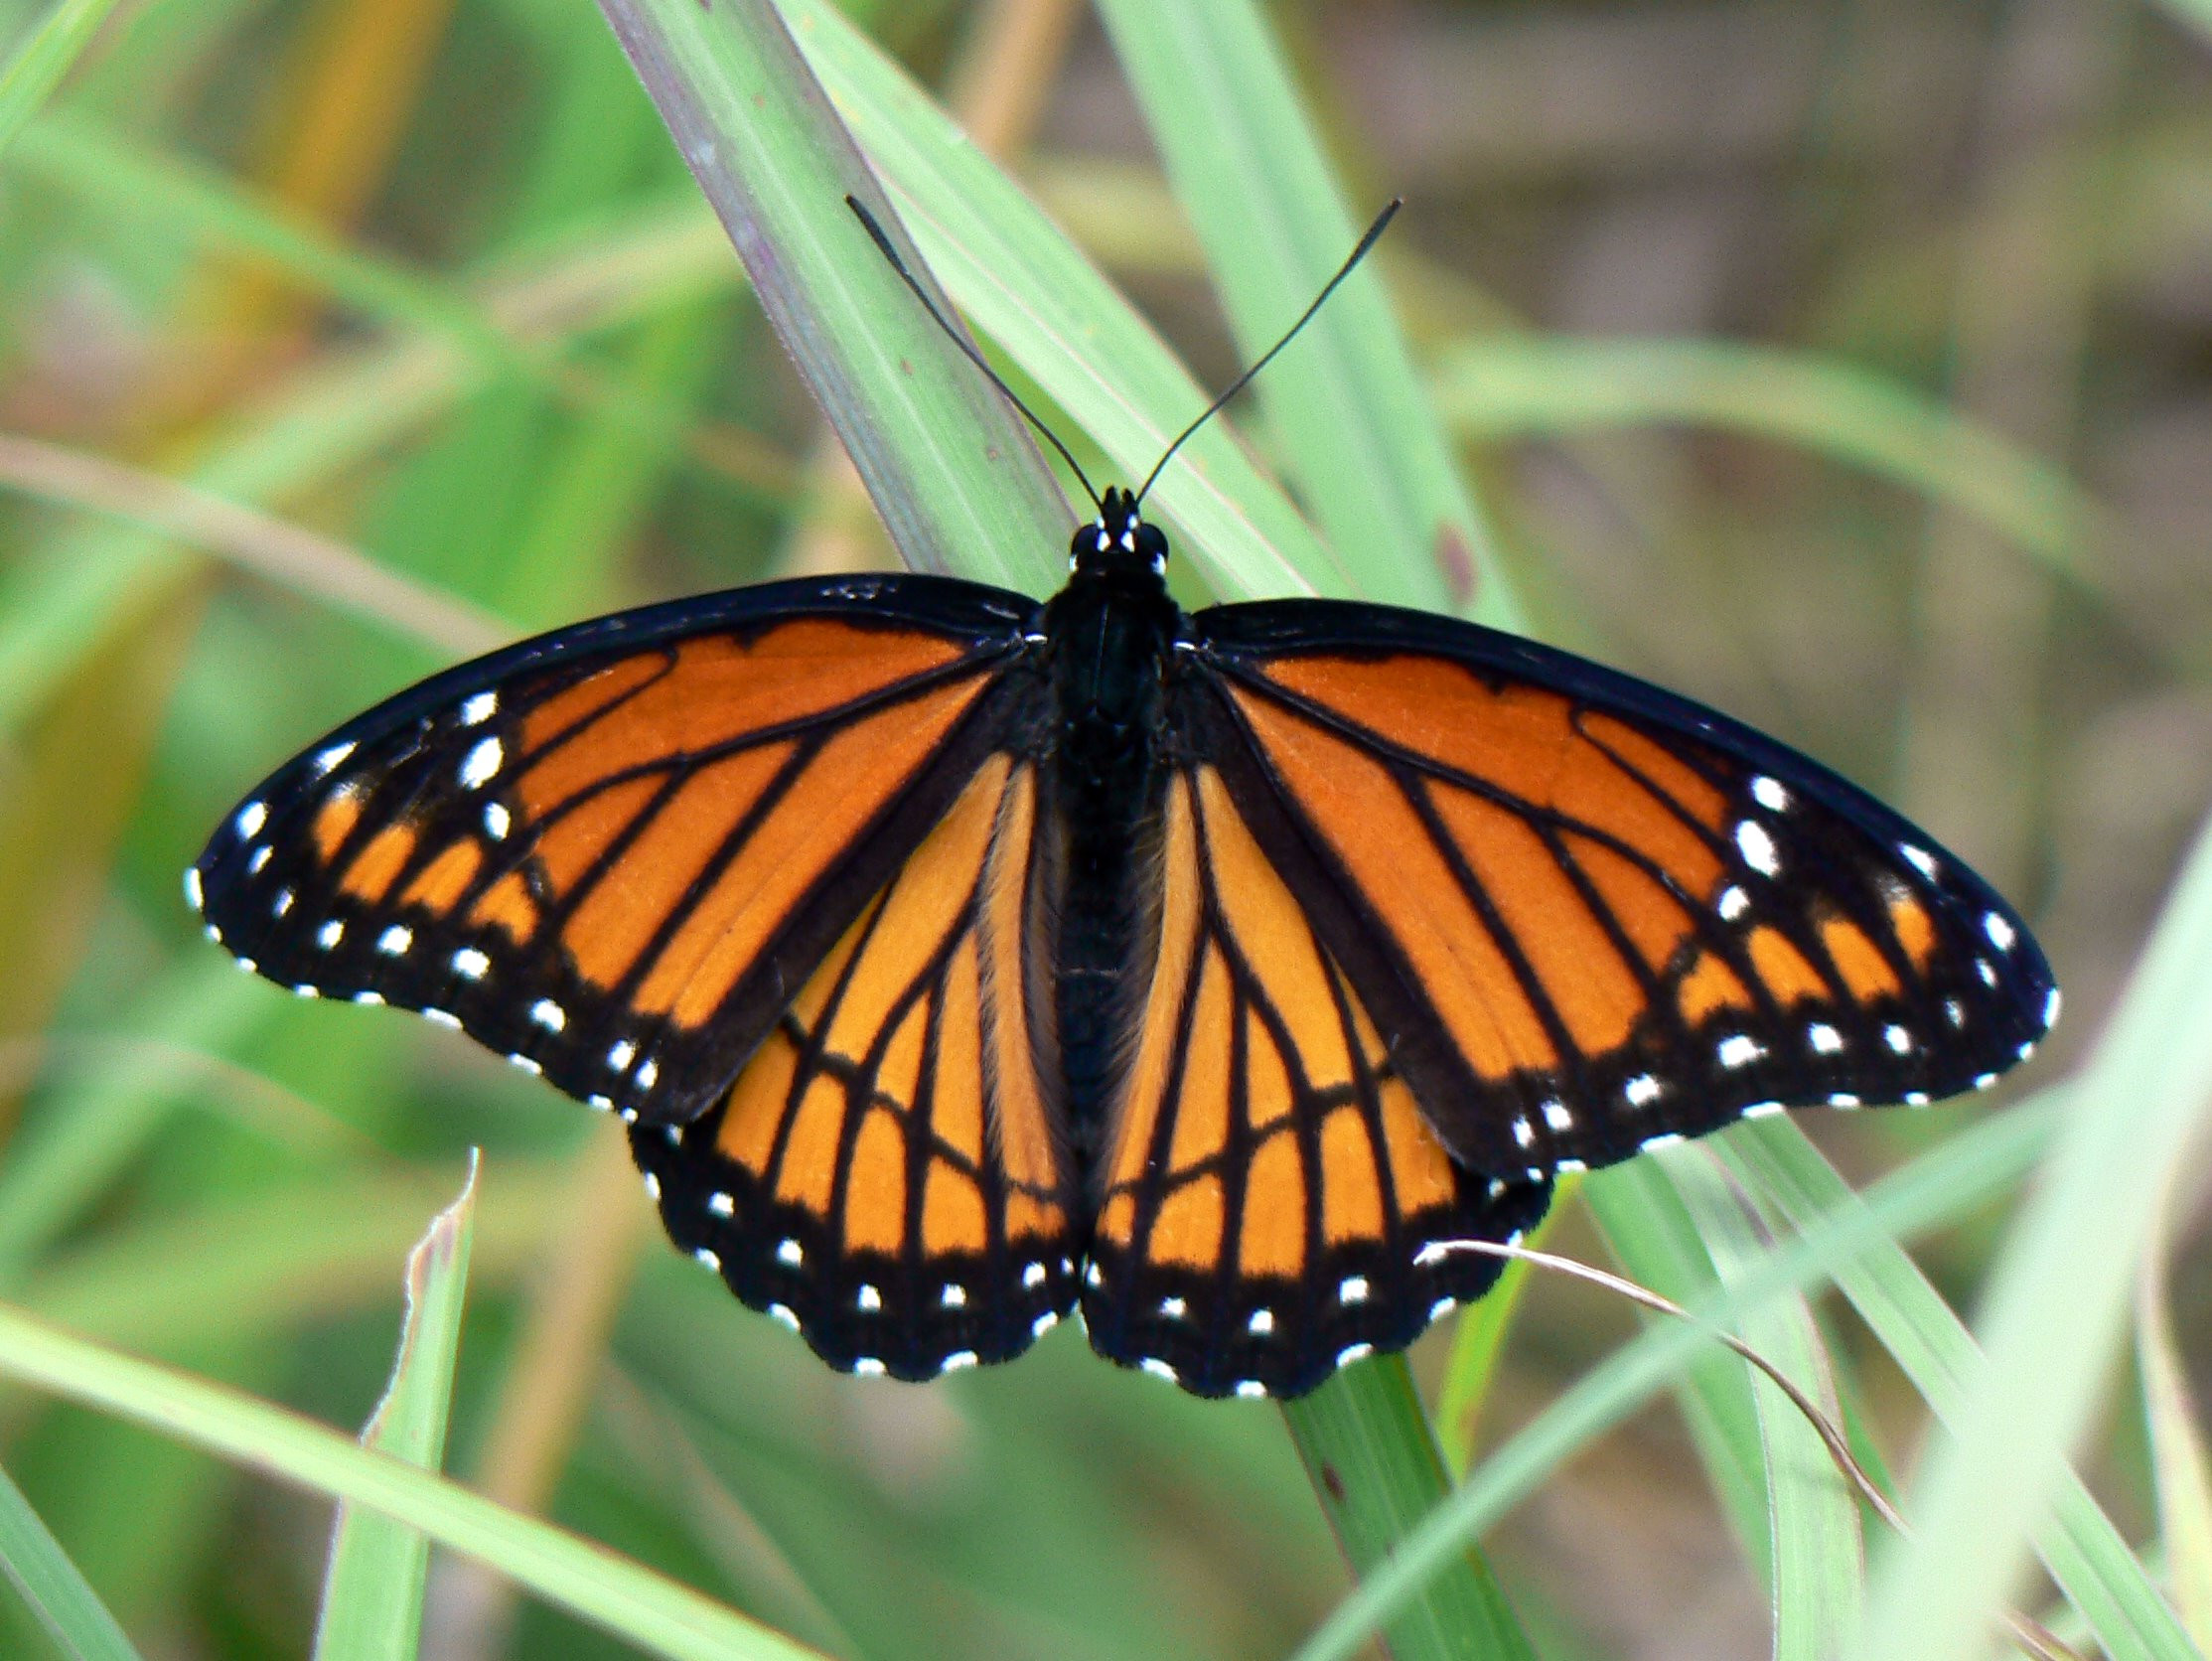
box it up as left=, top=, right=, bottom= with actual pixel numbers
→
left=1179, top=599, right=2059, bottom=1179
left=191, top=575, right=1045, bottom=1127
left=631, top=751, right=1081, bottom=1380
left=1080, top=767, right=1551, bottom=1400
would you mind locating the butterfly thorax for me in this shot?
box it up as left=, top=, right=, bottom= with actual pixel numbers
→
left=1040, top=490, right=1184, bottom=1163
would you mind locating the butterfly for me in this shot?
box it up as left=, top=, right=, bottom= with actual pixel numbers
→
left=189, top=206, right=2057, bottom=1401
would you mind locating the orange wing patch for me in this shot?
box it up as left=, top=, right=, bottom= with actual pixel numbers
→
left=641, top=753, right=1076, bottom=1380
left=1082, top=766, right=1552, bottom=1400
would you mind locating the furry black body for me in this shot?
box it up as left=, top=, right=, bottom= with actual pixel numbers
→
left=1037, top=488, right=1183, bottom=1169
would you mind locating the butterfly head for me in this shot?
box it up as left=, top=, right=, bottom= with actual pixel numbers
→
left=1072, top=486, right=1169, bottom=580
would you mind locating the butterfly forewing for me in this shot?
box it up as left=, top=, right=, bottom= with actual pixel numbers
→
left=1081, top=767, right=1551, bottom=1400
left=1187, top=599, right=2058, bottom=1180
left=192, top=577, right=1040, bottom=1126
left=631, top=753, right=1082, bottom=1381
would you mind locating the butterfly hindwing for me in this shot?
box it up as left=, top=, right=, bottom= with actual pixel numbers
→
left=1081, top=767, right=1552, bottom=1400
left=629, top=751, right=1082, bottom=1380
left=191, top=576, right=1041, bottom=1126
left=1185, top=599, right=2059, bottom=1179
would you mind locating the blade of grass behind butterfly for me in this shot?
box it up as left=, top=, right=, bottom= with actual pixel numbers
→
left=0, top=1303, right=823, bottom=1661
left=312, top=1157, right=476, bottom=1661
left=0, top=0, right=132, bottom=159
left=1094, top=0, right=1519, bottom=627
left=0, top=1456, right=143, bottom=1661
left=780, top=0, right=1346, bottom=604
left=1722, top=1113, right=2204, bottom=1661
left=1658, top=1146, right=1864, bottom=1659
left=1580, top=1161, right=1773, bottom=1577
left=593, top=0, right=1065, bottom=592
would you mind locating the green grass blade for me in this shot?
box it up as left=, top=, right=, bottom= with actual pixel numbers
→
left=1430, top=336, right=2098, bottom=581
left=784, top=0, right=1343, bottom=603
left=1094, top=0, right=1520, bottom=625
left=0, top=1457, right=142, bottom=1661
left=1667, top=1148, right=1862, bottom=1659
left=313, top=1158, right=478, bottom=1661
left=0, top=0, right=124, bottom=158
left=595, top=0, right=1065, bottom=591
left=1727, top=1115, right=2203, bottom=1661
left=1583, top=1161, right=1770, bottom=1571
left=1280, top=1362, right=1536, bottom=1661
left=2138, top=1199, right=2212, bottom=1647
left=1287, top=1092, right=2061, bottom=1661
left=0, top=1300, right=822, bottom=1661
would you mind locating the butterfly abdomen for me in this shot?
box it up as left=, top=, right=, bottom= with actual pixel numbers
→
left=1040, top=555, right=1184, bottom=1158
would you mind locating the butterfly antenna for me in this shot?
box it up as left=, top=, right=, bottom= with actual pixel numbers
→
left=846, top=196, right=1103, bottom=514
left=1134, top=199, right=1402, bottom=508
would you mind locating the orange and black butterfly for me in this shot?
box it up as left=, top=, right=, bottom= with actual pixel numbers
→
left=191, top=211, right=2056, bottom=1401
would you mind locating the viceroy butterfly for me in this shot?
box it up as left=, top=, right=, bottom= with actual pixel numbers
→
left=190, top=203, right=2056, bottom=1400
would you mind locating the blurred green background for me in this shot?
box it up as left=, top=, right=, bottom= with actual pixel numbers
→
left=0, top=0, right=2208, bottom=1656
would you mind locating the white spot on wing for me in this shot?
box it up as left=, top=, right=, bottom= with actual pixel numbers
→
left=854, top=1358, right=887, bottom=1378
left=459, top=737, right=503, bottom=790
left=1159, top=1295, right=1186, bottom=1319
left=377, top=925, right=412, bottom=956
left=1641, top=1132, right=1686, bottom=1152
left=857, top=1284, right=881, bottom=1311
left=248, top=846, right=272, bottom=875
left=941, top=1284, right=966, bottom=1308
left=1339, top=1276, right=1370, bottom=1305
left=1542, top=1100, right=1573, bottom=1132
left=183, top=868, right=204, bottom=912
left=708, top=1191, right=734, bottom=1218
left=1883, top=1024, right=1912, bottom=1054
left=1901, top=843, right=1939, bottom=879
left=424, top=1007, right=461, bottom=1030
left=312, top=741, right=356, bottom=777
left=1625, top=1074, right=1663, bottom=1107
left=608, top=1039, right=636, bottom=1072
left=1735, top=820, right=1780, bottom=876
left=1717, top=1034, right=1764, bottom=1069
left=483, top=803, right=510, bottom=840
left=1718, top=886, right=1750, bottom=921
left=453, top=948, right=490, bottom=980
left=316, top=920, right=345, bottom=949
left=1751, top=776, right=1789, bottom=812
left=768, top=1303, right=798, bottom=1332
left=693, top=1247, right=721, bottom=1272
left=1248, top=1308, right=1274, bottom=1335
left=1808, top=1022, right=1843, bottom=1054
left=507, top=1053, right=541, bottom=1076
left=460, top=691, right=498, bottom=726
left=943, top=1351, right=978, bottom=1372
left=530, top=998, right=566, bottom=1032
left=1744, top=1101, right=1785, bottom=1119
left=2044, top=986, right=2062, bottom=1028
left=1032, top=1310, right=1059, bottom=1337
left=1235, top=1380, right=1267, bottom=1399
left=1022, top=1262, right=1047, bottom=1288
left=1985, top=912, right=2017, bottom=952
left=636, top=1059, right=659, bottom=1092
left=272, top=888, right=293, bottom=917
left=1337, top=1343, right=1375, bottom=1367
left=776, top=1238, right=803, bottom=1267
left=235, top=801, right=267, bottom=838
left=1139, top=1358, right=1177, bottom=1383
left=1512, top=1116, right=1535, bottom=1148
